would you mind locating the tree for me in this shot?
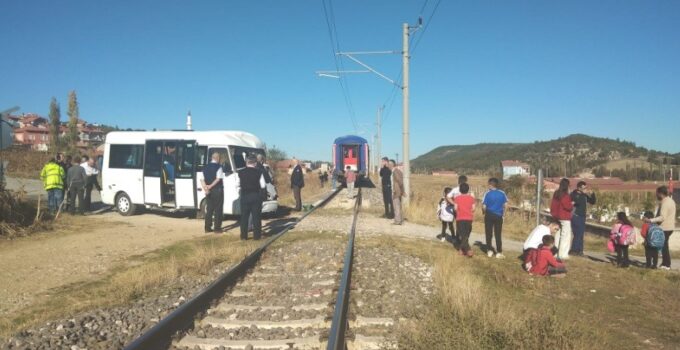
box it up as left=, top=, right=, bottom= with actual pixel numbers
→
left=66, top=90, right=79, bottom=152
left=48, top=97, right=61, bottom=152
left=266, top=145, right=287, bottom=163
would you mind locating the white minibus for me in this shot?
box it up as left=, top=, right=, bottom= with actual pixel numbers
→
left=101, top=130, right=278, bottom=216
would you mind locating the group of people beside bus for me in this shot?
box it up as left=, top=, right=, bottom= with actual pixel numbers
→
left=40, top=153, right=102, bottom=215
left=202, top=152, right=273, bottom=240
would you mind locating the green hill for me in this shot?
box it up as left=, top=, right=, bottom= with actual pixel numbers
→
left=412, top=134, right=677, bottom=176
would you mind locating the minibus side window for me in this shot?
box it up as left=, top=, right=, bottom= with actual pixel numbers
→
left=175, top=142, right=195, bottom=179
left=144, top=141, right=163, bottom=177
left=196, top=146, right=208, bottom=172
left=208, top=148, right=232, bottom=175
left=109, top=144, right=143, bottom=169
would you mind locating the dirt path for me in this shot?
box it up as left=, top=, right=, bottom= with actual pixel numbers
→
left=0, top=211, right=285, bottom=316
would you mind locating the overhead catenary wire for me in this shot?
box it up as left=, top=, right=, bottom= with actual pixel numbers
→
left=321, top=0, right=358, bottom=132
left=411, top=0, right=442, bottom=54
left=383, top=0, right=442, bottom=124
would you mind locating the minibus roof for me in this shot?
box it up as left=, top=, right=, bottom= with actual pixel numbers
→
left=105, top=130, right=265, bottom=149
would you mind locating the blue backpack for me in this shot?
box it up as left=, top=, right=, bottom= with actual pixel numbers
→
left=647, top=224, right=665, bottom=250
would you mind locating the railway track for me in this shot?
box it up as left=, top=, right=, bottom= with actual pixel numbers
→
left=124, top=187, right=365, bottom=350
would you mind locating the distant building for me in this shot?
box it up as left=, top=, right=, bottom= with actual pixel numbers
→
left=10, top=114, right=105, bottom=151
left=9, top=114, right=51, bottom=151
left=501, top=160, right=530, bottom=179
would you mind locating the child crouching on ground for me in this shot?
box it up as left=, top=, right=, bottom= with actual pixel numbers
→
left=526, top=235, right=567, bottom=277
left=437, top=187, right=455, bottom=242
left=453, top=183, right=475, bottom=257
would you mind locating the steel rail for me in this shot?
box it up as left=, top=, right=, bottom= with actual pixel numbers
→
left=124, top=188, right=340, bottom=350
left=327, top=188, right=362, bottom=350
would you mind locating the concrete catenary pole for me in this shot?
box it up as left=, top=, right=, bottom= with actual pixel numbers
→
left=402, top=22, right=411, bottom=205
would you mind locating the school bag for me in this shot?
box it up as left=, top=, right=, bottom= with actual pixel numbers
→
left=612, top=224, right=633, bottom=245
left=646, top=224, right=666, bottom=250
left=437, top=200, right=454, bottom=222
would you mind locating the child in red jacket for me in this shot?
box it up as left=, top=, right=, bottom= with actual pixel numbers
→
left=527, top=235, right=567, bottom=277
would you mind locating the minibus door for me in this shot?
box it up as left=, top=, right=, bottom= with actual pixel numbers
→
left=143, top=140, right=163, bottom=206
left=174, top=141, right=197, bottom=208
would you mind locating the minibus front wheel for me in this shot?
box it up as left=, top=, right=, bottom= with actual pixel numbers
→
left=116, top=192, right=137, bottom=216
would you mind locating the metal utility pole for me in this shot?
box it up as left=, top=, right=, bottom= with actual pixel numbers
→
left=316, top=20, right=421, bottom=205
left=402, top=22, right=411, bottom=205
left=536, top=169, right=543, bottom=227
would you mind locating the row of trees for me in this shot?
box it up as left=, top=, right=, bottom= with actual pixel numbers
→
left=592, top=165, right=674, bottom=182
left=48, top=91, right=80, bottom=154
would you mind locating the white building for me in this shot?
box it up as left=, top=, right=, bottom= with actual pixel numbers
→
left=501, top=160, right=530, bottom=179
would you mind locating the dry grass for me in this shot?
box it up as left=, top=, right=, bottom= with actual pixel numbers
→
left=0, top=186, right=53, bottom=238
left=405, top=175, right=535, bottom=241
left=273, top=169, right=327, bottom=208
left=360, top=235, right=680, bottom=349
left=0, top=234, right=258, bottom=338
left=0, top=148, right=52, bottom=179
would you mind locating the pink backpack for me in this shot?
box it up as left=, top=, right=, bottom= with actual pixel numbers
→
left=611, top=224, right=634, bottom=245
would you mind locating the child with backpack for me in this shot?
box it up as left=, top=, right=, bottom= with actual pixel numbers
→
left=525, top=235, right=567, bottom=277
left=436, top=187, right=455, bottom=242
left=610, top=212, right=634, bottom=268
left=641, top=210, right=666, bottom=269
left=453, top=183, right=475, bottom=257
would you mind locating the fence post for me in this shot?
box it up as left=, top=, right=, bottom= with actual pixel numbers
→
left=536, top=169, right=543, bottom=227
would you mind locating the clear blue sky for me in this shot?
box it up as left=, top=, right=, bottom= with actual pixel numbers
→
left=2, top=0, right=679, bottom=160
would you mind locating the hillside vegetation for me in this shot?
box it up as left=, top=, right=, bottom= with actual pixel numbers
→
left=412, top=134, right=679, bottom=176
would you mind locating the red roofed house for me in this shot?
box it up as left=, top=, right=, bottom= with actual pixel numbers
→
left=501, top=160, right=530, bottom=179
left=11, top=114, right=51, bottom=151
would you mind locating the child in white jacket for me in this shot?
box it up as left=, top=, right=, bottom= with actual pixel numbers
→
left=437, top=187, right=455, bottom=242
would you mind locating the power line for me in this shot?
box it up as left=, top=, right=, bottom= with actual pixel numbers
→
left=321, top=0, right=358, bottom=132
left=411, top=0, right=442, bottom=55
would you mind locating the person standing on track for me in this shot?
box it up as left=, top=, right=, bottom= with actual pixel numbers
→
left=345, top=166, right=356, bottom=199
left=379, top=157, right=394, bottom=219
left=389, top=159, right=404, bottom=225
left=238, top=156, right=266, bottom=240
left=201, top=152, right=224, bottom=234
left=570, top=181, right=596, bottom=256
left=482, top=178, right=508, bottom=259
left=644, top=186, right=676, bottom=270
left=40, top=157, right=65, bottom=215
left=550, top=178, right=574, bottom=260
left=290, top=159, right=305, bottom=211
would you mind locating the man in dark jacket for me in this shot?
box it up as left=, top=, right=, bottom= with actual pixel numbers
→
left=379, top=157, right=393, bottom=218
left=290, top=159, right=304, bottom=211
left=201, top=152, right=224, bottom=233
left=66, top=158, right=87, bottom=214
left=570, top=181, right=596, bottom=256
left=238, top=156, right=266, bottom=240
